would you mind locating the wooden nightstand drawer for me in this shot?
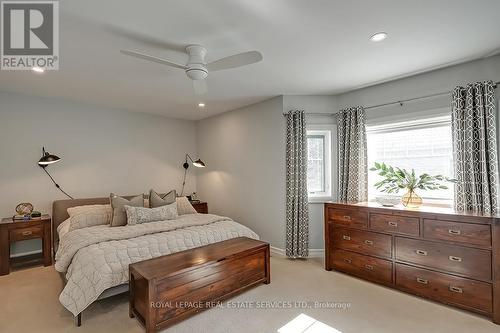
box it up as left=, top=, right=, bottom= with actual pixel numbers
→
left=10, top=225, right=44, bottom=241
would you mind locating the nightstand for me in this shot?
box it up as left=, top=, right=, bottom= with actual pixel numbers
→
left=191, top=202, right=208, bottom=214
left=0, top=215, right=52, bottom=275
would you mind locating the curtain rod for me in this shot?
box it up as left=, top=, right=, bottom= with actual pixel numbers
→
left=283, top=80, right=499, bottom=116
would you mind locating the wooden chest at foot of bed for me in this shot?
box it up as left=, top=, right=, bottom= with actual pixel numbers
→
left=129, top=237, right=270, bottom=333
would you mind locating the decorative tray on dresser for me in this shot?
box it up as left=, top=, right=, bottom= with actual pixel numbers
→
left=324, top=202, right=500, bottom=324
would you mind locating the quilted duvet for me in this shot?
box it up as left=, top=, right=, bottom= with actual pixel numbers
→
left=55, top=213, right=259, bottom=316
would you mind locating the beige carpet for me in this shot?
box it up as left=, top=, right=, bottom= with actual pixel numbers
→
left=0, top=257, right=497, bottom=333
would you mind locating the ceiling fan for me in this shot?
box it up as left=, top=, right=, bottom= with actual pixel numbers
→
left=120, top=45, right=263, bottom=95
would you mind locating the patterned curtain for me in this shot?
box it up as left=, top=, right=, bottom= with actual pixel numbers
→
left=285, top=110, right=309, bottom=258
left=452, top=81, right=499, bottom=214
left=337, top=107, right=368, bottom=202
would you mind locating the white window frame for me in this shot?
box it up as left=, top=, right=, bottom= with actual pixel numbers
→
left=366, top=115, right=454, bottom=206
left=307, top=125, right=333, bottom=201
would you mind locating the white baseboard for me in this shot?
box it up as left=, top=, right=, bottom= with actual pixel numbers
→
left=10, top=249, right=42, bottom=258
left=270, top=246, right=324, bottom=258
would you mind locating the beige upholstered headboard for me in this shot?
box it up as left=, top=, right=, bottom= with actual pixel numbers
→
left=52, top=195, right=140, bottom=251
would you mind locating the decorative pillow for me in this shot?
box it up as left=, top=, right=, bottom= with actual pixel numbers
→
left=176, top=196, right=197, bottom=215
left=124, top=202, right=178, bottom=225
left=67, top=204, right=112, bottom=232
left=149, top=189, right=176, bottom=208
left=110, top=193, right=144, bottom=227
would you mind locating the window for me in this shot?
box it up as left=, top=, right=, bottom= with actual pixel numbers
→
left=307, top=127, right=332, bottom=199
left=366, top=116, right=454, bottom=202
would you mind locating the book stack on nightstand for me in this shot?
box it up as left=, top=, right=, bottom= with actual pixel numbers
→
left=0, top=215, right=52, bottom=275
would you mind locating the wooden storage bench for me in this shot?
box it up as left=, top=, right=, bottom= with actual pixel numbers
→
left=129, top=237, right=270, bottom=332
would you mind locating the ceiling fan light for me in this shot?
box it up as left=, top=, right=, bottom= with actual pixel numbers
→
left=370, top=32, right=388, bottom=42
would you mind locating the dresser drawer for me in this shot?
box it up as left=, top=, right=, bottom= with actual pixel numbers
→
left=370, top=213, right=419, bottom=236
left=328, top=207, right=368, bottom=229
left=332, top=249, right=392, bottom=284
left=395, top=237, right=491, bottom=281
left=332, top=227, right=392, bottom=259
left=396, top=263, right=492, bottom=313
left=423, top=219, right=491, bottom=248
left=9, top=225, right=43, bottom=241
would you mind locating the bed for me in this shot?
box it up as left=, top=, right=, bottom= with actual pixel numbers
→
left=52, top=196, right=259, bottom=326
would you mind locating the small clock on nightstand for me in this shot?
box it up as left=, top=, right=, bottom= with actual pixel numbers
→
left=0, top=215, right=52, bottom=275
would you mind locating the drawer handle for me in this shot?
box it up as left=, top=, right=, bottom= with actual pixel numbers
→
left=449, top=286, right=463, bottom=294
left=343, top=258, right=352, bottom=264
left=448, top=229, right=461, bottom=235
left=416, top=277, right=428, bottom=284
left=22, top=231, right=33, bottom=236
left=364, top=240, right=373, bottom=245
left=415, top=250, right=428, bottom=256
left=449, top=256, right=462, bottom=262
left=343, top=215, right=351, bottom=221
left=342, top=235, right=351, bottom=241
left=388, top=221, right=398, bottom=227
left=364, top=264, right=374, bottom=271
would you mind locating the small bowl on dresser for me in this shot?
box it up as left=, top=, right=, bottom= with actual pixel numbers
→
left=375, top=196, right=401, bottom=207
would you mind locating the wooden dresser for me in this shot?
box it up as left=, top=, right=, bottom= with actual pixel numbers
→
left=324, top=202, right=500, bottom=323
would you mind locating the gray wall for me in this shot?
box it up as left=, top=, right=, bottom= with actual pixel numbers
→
left=196, top=96, right=286, bottom=248
left=0, top=92, right=197, bottom=256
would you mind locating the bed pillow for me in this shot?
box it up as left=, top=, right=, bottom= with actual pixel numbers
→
left=110, top=194, right=144, bottom=227
left=57, top=218, right=71, bottom=239
left=149, top=189, right=176, bottom=208
left=67, top=204, right=112, bottom=232
left=124, top=202, right=178, bottom=225
left=176, top=196, right=197, bottom=215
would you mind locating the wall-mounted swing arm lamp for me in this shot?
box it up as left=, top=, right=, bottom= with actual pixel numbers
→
left=181, top=154, right=205, bottom=196
left=38, top=147, right=74, bottom=199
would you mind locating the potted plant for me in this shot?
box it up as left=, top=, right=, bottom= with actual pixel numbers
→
left=370, top=162, right=456, bottom=208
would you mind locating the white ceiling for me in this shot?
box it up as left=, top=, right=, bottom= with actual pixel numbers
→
left=1, top=0, right=500, bottom=120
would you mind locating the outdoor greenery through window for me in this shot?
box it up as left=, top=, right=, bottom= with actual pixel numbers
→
left=307, top=128, right=332, bottom=198
left=366, top=116, right=454, bottom=202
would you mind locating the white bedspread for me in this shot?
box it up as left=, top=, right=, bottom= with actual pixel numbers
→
left=55, top=213, right=259, bottom=316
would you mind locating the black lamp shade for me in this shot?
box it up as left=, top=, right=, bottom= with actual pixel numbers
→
left=38, top=150, right=61, bottom=166
left=193, top=159, right=206, bottom=168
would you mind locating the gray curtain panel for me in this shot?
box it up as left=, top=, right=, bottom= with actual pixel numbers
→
left=452, top=81, right=499, bottom=214
left=337, top=107, right=368, bottom=202
left=285, top=110, right=309, bottom=258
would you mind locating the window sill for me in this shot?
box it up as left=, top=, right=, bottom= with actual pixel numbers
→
left=308, top=197, right=334, bottom=204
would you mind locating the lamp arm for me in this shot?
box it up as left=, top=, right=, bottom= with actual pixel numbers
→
left=42, top=167, right=74, bottom=200
left=185, top=154, right=195, bottom=163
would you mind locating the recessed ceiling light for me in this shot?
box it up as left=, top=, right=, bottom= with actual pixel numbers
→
left=369, top=32, right=388, bottom=42
left=32, top=67, right=45, bottom=73
left=198, top=103, right=205, bottom=108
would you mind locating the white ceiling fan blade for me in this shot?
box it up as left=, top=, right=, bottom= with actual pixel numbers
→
left=120, top=50, right=187, bottom=69
left=193, top=79, right=208, bottom=95
left=207, top=51, right=263, bottom=71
